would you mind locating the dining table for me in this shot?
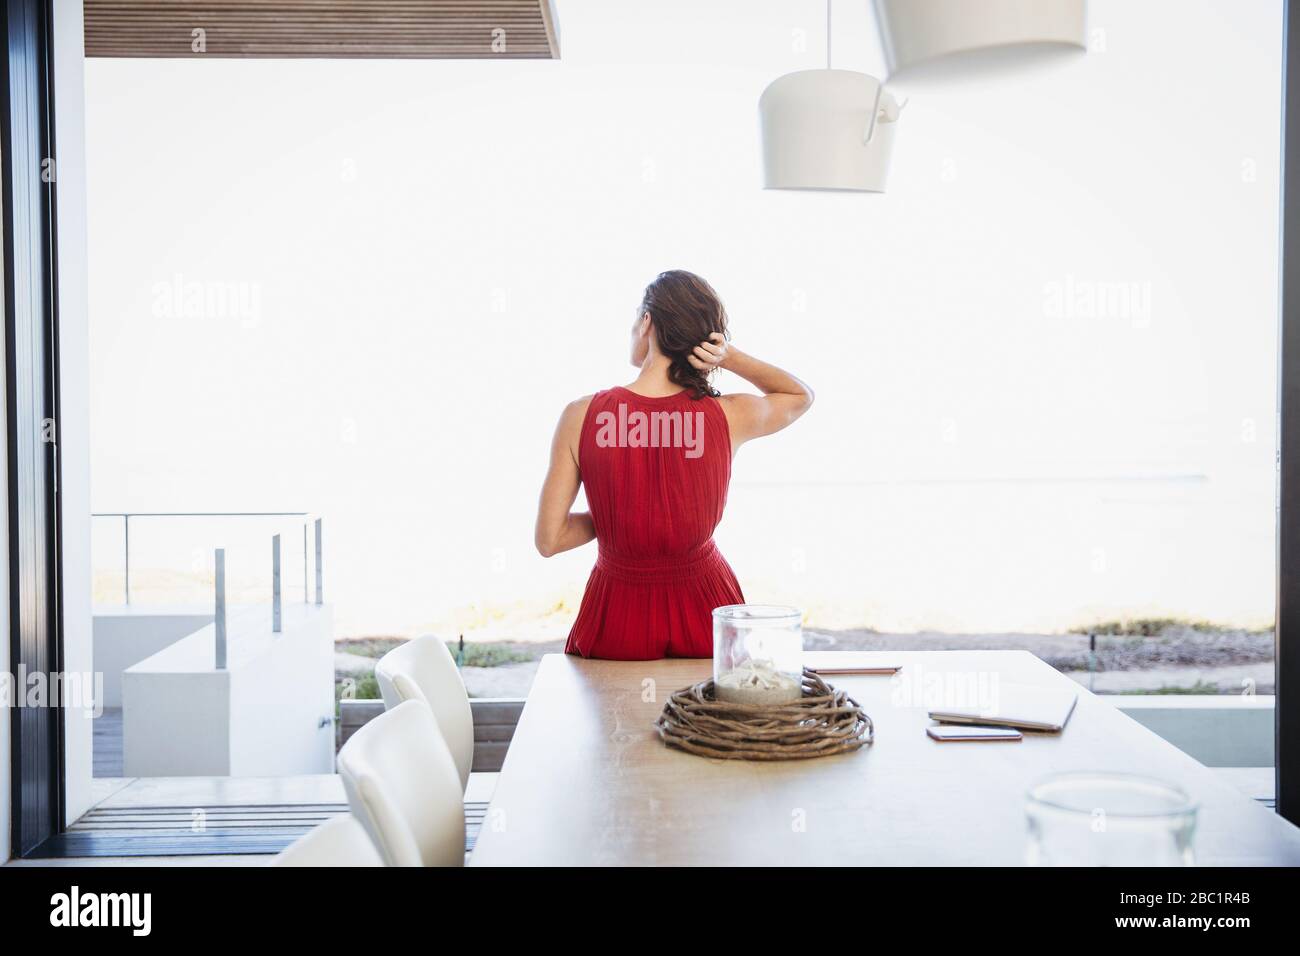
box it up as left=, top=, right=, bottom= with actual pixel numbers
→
left=468, top=650, right=1300, bottom=866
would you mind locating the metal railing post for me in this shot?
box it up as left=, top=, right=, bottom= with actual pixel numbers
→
left=314, top=517, right=323, bottom=606
left=123, top=514, right=131, bottom=605
left=272, top=533, right=282, bottom=633
left=214, top=548, right=227, bottom=670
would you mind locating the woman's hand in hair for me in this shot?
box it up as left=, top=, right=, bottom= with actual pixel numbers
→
left=715, top=348, right=815, bottom=453
left=687, top=332, right=730, bottom=371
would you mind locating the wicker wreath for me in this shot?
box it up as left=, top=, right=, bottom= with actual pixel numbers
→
left=654, top=668, right=874, bottom=760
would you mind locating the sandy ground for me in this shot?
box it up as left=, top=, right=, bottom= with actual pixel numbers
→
left=338, top=624, right=1275, bottom=698
left=804, top=626, right=1273, bottom=668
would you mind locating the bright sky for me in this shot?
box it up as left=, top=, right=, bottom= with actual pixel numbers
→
left=84, top=0, right=1284, bottom=636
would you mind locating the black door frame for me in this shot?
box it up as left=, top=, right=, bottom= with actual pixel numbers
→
left=2, top=0, right=63, bottom=858
left=1279, top=0, right=1300, bottom=828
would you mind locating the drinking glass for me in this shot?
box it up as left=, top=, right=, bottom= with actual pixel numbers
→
left=1026, top=771, right=1198, bottom=866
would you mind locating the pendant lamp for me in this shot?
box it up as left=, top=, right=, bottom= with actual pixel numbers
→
left=874, top=0, right=1086, bottom=83
left=759, top=1, right=900, bottom=192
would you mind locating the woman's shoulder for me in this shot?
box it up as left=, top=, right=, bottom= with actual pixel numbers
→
left=552, top=394, right=598, bottom=458
left=568, top=387, right=644, bottom=415
left=714, top=391, right=761, bottom=412
left=712, top=391, right=752, bottom=415
left=711, top=391, right=764, bottom=437
left=559, top=393, right=597, bottom=424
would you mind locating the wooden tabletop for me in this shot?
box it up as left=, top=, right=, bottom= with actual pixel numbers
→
left=469, top=651, right=1300, bottom=866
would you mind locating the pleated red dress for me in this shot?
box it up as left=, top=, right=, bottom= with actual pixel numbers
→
left=564, top=386, right=745, bottom=660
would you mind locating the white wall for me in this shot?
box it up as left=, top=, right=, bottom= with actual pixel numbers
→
left=53, top=0, right=95, bottom=825
left=123, top=669, right=231, bottom=776
left=122, top=604, right=333, bottom=776
left=1117, top=695, right=1276, bottom=768
left=228, top=604, right=334, bottom=775
left=93, top=609, right=213, bottom=707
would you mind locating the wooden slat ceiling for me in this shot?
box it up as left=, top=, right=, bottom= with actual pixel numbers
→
left=84, top=1, right=561, bottom=59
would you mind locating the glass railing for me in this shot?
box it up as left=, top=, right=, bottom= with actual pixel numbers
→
left=91, top=511, right=318, bottom=608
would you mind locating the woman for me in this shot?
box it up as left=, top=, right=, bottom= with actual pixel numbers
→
left=535, top=270, right=814, bottom=660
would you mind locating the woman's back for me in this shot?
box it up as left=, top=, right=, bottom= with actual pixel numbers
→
left=564, top=386, right=744, bottom=658
left=580, top=386, right=731, bottom=557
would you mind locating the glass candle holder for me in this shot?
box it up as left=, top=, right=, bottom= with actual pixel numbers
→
left=1026, top=772, right=1198, bottom=867
left=712, top=605, right=804, bottom=706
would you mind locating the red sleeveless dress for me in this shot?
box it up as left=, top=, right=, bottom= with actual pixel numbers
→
left=564, top=386, right=745, bottom=660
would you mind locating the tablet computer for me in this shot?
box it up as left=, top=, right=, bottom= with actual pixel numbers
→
left=928, top=683, right=1078, bottom=733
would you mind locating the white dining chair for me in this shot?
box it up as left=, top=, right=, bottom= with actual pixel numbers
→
left=337, top=699, right=465, bottom=867
left=270, top=814, right=385, bottom=867
left=374, top=635, right=474, bottom=791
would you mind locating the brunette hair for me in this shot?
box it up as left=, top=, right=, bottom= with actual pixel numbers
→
left=639, top=270, right=729, bottom=398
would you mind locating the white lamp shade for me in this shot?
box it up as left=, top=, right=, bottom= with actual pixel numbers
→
left=875, top=0, right=1086, bottom=82
left=759, top=70, right=900, bottom=193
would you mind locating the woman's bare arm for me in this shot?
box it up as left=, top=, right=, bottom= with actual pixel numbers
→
left=690, top=334, right=814, bottom=450
left=535, top=397, right=596, bottom=557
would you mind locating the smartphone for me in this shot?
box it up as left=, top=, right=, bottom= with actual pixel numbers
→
left=927, top=724, right=1023, bottom=742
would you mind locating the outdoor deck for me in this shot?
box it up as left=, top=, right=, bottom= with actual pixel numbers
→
left=93, top=707, right=123, bottom=777
left=6, top=773, right=496, bottom=866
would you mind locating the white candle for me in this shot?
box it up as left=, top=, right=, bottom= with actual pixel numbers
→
left=715, top=659, right=803, bottom=705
